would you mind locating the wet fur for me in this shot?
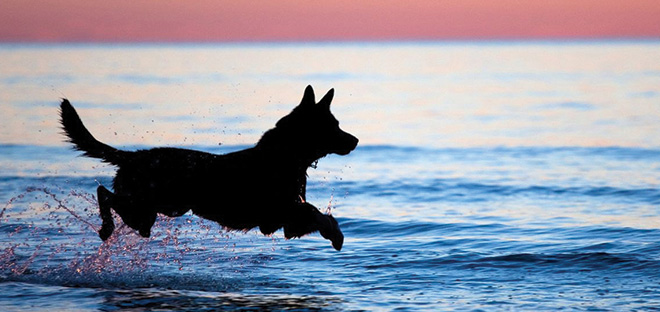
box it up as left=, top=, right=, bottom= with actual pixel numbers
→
left=59, top=86, right=358, bottom=250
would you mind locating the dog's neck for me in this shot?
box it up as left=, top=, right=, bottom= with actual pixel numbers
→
left=255, top=127, right=326, bottom=170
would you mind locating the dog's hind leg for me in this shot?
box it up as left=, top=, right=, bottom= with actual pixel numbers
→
left=97, top=185, right=115, bottom=241
left=97, top=186, right=157, bottom=239
left=283, top=202, right=344, bottom=251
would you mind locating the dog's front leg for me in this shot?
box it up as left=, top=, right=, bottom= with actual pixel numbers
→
left=283, top=202, right=344, bottom=251
left=97, top=185, right=157, bottom=239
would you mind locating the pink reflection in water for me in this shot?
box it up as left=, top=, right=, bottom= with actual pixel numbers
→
left=1, top=42, right=659, bottom=148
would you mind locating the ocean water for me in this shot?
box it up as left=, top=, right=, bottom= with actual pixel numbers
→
left=1, top=41, right=660, bottom=311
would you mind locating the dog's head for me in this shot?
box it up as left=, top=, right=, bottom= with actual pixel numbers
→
left=272, top=85, right=358, bottom=158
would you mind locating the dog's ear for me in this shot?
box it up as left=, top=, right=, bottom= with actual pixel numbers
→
left=300, top=85, right=316, bottom=107
left=318, top=88, right=334, bottom=108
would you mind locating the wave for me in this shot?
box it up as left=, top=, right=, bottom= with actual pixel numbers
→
left=338, top=178, right=660, bottom=205
left=340, top=218, right=660, bottom=239
left=4, top=214, right=658, bottom=294
left=354, top=144, right=660, bottom=160
left=338, top=218, right=660, bottom=273
left=1, top=193, right=659, bottom=311
left=361, top=251, right=660, bottom=274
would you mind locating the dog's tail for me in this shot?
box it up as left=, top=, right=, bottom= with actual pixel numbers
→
left=59, top=99, right=128, bottom=165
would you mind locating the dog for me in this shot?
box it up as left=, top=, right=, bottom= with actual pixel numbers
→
left=59, top=85, right=358, bottom=250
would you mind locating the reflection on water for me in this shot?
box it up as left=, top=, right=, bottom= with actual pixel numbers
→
left=1, top=41, right=659, bottom=148
left=1, top=282, right=343, bottom=312
left=102, top=289, right=342, bottom=312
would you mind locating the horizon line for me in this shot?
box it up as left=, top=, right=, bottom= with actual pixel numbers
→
left=2, top=36, right=660, bottom=45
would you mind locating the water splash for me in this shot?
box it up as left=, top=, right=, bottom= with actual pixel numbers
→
left=324, top=194, right=334, bottom=215
left=0, top=186, right=261, bottom=290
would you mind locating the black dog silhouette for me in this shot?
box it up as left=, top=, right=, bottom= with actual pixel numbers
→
left=59, top=86, right=358, bottom=250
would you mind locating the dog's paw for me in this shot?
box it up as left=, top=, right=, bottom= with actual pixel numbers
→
left=99, top=221, right=115, bottom=241
left=138, top=227, right=151, bottom=238
left=319, top=214, right=344, bottom=251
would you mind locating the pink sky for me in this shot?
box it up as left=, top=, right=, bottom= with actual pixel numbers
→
left=1, top=0, right=659, bottom=42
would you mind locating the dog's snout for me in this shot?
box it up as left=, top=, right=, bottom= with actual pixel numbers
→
left=333, top=130, right=358, bottom=155
left=346, top=134, right=358, bottom=151
left=349, top=134, right=359, bottom=148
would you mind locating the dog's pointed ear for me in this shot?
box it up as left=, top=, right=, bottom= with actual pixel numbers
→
left=300, top=85, right=315, bottom=106
left=318, top=88, right=334, bottom=108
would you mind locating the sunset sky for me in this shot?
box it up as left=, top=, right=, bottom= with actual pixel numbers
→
left=1, top=0, right=659, bottom=42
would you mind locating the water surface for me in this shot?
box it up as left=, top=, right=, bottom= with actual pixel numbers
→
left=1, top=41, right=660, bottom=311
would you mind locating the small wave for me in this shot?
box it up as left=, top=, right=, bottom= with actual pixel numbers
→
left=340, top=218, right=512, bottom=239
left=470, top=251, right=660, bottom=272
left=354, top=145, right=660, bottom=159
left=341, top=218, right=660, bottom=240
left=363, top=251, right=660, bottom=274
left=345, top=178, right=660, bottom=205
left=340, top=218, right=660, bottom=274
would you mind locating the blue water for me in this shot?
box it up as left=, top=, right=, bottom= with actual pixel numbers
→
left=2, top=42, right=660, bottom=311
